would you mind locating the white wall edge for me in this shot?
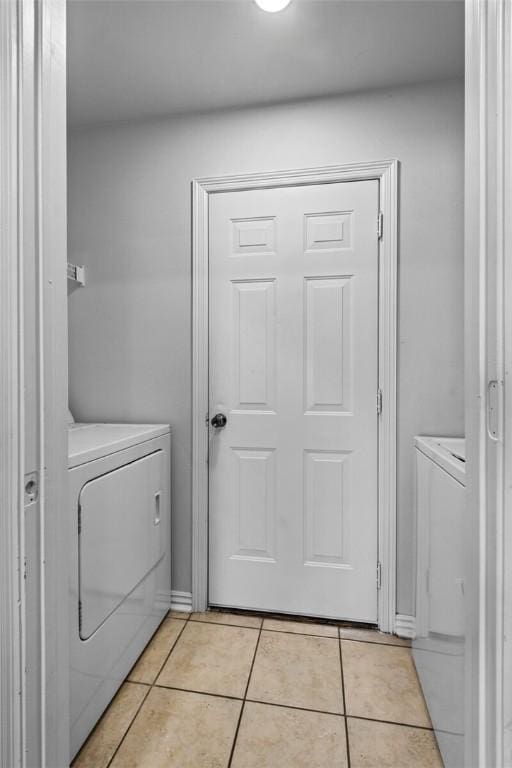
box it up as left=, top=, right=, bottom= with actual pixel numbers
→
left=395, top=614, right=416, bottom=639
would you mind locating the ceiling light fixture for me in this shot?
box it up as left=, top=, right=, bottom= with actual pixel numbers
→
left=254, top=0, right=292, bottom=13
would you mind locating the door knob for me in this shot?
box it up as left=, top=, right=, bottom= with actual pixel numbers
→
left=211, top=413, right=227, bottom=428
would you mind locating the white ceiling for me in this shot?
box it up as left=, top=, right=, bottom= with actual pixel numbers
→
left=67, top=0, right=464, bottom=128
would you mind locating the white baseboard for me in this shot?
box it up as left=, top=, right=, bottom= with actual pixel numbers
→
left=395, top=614, right=416, bottom=639
left=170, top=590, right=193, bottom=613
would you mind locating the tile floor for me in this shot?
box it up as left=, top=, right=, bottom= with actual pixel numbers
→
left=72, top=610, right=444, bottom=768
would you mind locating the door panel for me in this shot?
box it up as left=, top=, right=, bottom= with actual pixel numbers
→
left=232, top=279, right=276, bottom=411
left=209, top=180, right=379, bottom=621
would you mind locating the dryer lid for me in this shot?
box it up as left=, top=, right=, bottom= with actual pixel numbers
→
left=68, top=423, right=170, bottom=468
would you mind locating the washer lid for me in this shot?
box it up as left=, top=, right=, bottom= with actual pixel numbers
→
left=68, top=423, right=170, bottom=468
left=414, top=435, right=466, bottom=485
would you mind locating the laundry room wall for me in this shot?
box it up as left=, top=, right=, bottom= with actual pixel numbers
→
left=67, top=77, right=464, bottom=617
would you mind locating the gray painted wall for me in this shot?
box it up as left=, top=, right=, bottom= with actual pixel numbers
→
left=68, top=78, right=464, bottom=616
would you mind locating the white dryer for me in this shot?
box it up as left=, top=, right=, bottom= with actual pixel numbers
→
left=68, top=423, right=171, bottom=759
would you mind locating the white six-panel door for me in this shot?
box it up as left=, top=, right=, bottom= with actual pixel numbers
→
left=208, top=180, right=379, bottom=621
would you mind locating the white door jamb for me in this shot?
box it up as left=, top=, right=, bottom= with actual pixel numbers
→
left=0, top=2, right=68, bottom=766
left=192, top=160, right=398, bottom=633
left=465, top=2, right=512, bottom=766
left=0, top=3, right=24, bottom=764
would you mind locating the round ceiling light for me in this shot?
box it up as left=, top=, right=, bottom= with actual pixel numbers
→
left=254, top=0, right=292, bottom=12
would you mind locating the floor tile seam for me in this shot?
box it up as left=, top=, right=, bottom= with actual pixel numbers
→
left=148, top=684, right=347, bottom=718
left=73, top=680, right=152, bottom=766
left=168, top=609, right=191, bottom=621
left=339, top=636, right=411, bottom=648
left=345, top=714, right=434, bottom=731
left=190, top=614, right=409, bottom=647
left=104, top=682, right=152, bottom=768
left=340, top=637, right=412, bottom=650
left=338, top=629, right=351, bottom=768
left=153, top=682, right=244, bottom=702
left=131, top=613, right=190, bottom=687
left=208, top=610, right=380, bottom=631
left=260, top=627, right=340, bottom=640
left=190, top=619, right=409, bottom=647
left=227, top=624, right=263, bottom=768
left=245, top=697, right=344, bottom=718
left=189, top=618, right=262, bottom=631
left=234, top=698, right=434, bottom=732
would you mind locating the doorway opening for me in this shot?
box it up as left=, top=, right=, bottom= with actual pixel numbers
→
left=192, top=160, right=398, bottom=633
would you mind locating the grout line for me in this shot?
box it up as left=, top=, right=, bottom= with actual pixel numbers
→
left=149, top=615, right=190, bottom=683
left=127, top=614, right=189, bottom=686
left=259, top=626, right=339, bottom=641
left=245, top=698, right=344, bottom=718
left=169, top=610, right=191, bottom=621
left=69, top=679, right=148, bottom=764
left=189, top=617, right=262, bottom=631
left=104, top=683, right=152, bottom=768
left=227, top=622, right=263, bottom=768
left=338, top=629, right=351, bottom=768
left=240, top=697, right=434, bottom=735
left=104, top=616, right=190, bottom=767
left=345, top=714, right=434, bottom=732
left=189, top=615, right=408, bottom=647
left=338, top=636, right=410, bottom=648
left=153, top=683, right=244, bottom=703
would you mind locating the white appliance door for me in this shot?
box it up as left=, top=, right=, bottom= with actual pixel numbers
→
left=208, top=180, right=379, bottom=621
left=79, top=450, right=164, bottom=639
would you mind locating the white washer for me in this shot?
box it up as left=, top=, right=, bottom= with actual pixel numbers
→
left=68, top=423, right=171, bottom=760
left=414, top=436, right=465, bottom=768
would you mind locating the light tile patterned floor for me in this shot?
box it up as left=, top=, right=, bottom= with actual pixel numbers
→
left=72, top=611, right=444, bottom=768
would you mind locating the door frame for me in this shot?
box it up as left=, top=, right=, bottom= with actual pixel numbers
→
left=465, top=1, right=512, bottom=765
left=1, top=2, right=24, bottom=764
left=0, top=1, right=68, bottom=766
left=192, top=159, right=398, bottom=633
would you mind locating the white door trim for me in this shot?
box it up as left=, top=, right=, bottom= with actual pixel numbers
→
left=0, top=2, right=68, bottom=766
left=0, top=2, right=24, bottom=764
left=465, top=2, right=512, bottom=766
left=192, top=159, right=398, bottom=633
left=37, top=3, right=69, bottom=765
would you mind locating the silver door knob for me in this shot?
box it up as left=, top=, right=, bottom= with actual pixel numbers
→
left=211, top=413, right=227, bottom=428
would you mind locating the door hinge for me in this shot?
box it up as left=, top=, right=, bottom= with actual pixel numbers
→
left=377, top=211, right=384, bottom=240
left=78, top=503, right=82, bottom=535
left=487, top=380, right=499, bottom=440
left=376, top=388, right=383, bottom=415
left=376, top=562, right=382, bottom=590
left=78, top=600, right=83, bottom=628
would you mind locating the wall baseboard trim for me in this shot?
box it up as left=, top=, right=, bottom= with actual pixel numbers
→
left=395, top=614, right=416, bottom=639
left=170, top=590, right=193, bottom=613
left=155, top=590, right=193, bottom=613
